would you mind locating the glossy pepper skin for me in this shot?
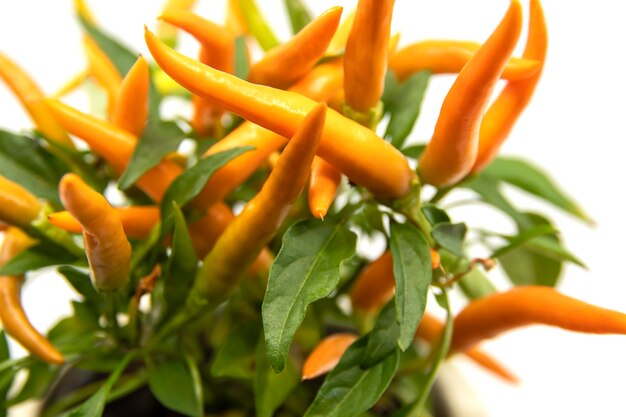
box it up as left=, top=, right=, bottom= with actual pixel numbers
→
left=247, top=7, right=343, bottom=89
left=83, top=36, right=122, bottom=116
left=48, top=206, right=159, bottom=239
left=343, top=0, right=395, bottom=112
left=111, top=56, right=150, bottom=137
left=472, top=0, right=548, bottom=173
left=419, top=0, right=523, bottom=187
left=451, top=286, right=626, bottom=354
left=0, top=175, right=42, bottom=228
left=145, top=28, right=414, bottom=199
left=0, top=53, right=73, bottom=147
left=308, top=156, right=342, bottom=219
left=0, top=227, right=65, bottom=364
left=389, top=40, right=541, bottom=83
left=191, top=103, right=327, bottom=307
left=59, top=174, right=131, bottom=292
left=193, top=59, right=344, bottom=210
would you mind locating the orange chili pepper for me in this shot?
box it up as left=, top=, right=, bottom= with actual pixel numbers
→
left=247, top=7, right=342, bottom=89
left=192, top=59, right=344, bottom=210
left=158, top=10, right=235, bottom=137
left=472, top=0, right=548, bottom=173
left=350, top=249, right=440, bottom=313
left=225, top=0, right=248, bottom=37
left=308, top=156, right=342, bottom=219
left=0, top=53, right=73, bottom=146
left=0, top=227, right=64, bottom=364
left=48, top=206, right=159, bottom=239
left=192, top=103, right=326, bottom=306
left=418, top=0, right=523, bottom=187
left=343, top=0, right=395, bottom=112
left=145, top=28, right=414, bottom=199
left=326, top=9, right=355, bottom=55
left=0, top=175, right=42, bottom=228
left=451, top=286, right=626, bottom=354
left=59, top=174, right=131, bottom=292
left=415, top=313, right=517, bottom=383
left=389, top=40, right=541, bottom=83
left=83, top=36, right=123, bottom=117
left=111, top=56, right=150, bottom=137
left=302, top=333, right=358, bottom=380
left=156, top=0, right=198, bottom=47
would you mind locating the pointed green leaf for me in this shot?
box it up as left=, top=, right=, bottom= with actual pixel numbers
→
left=431, top=223, right=467, bottom=257
left=384, top=71, right=430, bottom=148
left=0, top=243, right=79, bottom=275
left=491, top=223, right=558, bottom=258
left=0, top=331, right=13, bottom=415
left=284, top=0, right=313, bottom=33
left=361, top=301, right=400, bottom=368
left=262, top=218, right=357, bottom=372
left=238, top=0, right=280, bottom=51
left=389, top=222, right=431, bottom=350
left=148, top=358, right=202, bottom=417
left=234, top=36, right=250, bottom=79
left=160, top=146, right=252, bottom=234
left=484, top=157, right=591, bottom=223
left=57, top=266, right=102, bottom=314
left=5, top=361, right=58, bottom=407
left=304, top=335, right=399, bottom=417
left=211, top=320, right=260, bottom=379
left=421, top=204, right=450, bottom=226
left=118, top=121, right=186, bottom=190
left=254, top=338, right=299, bottom=417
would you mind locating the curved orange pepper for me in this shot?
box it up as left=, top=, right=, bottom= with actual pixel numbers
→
left=0, top=53, right=73, bottom=146
left=419, top=0, right=523, bottom=187
left=343, top=0, right=395, bottom=112
left=308, top=156, right=342, bottom=219
left=302, top=333, right=358, bottom=380
left=111, top=56, right=150, bottom=137
left=0, top=175, right=42, bottom=228
left=472, top=0, right=548, bottom=173
left=83, top=36, right=122, bottom=117
left=389, top=40, right=541, bottom=83
left=59, top=174, right=131, bottom=292
left=0, top=227, right=64, bottom=364
left=247, top=6, right=343, bottom=89
left=145, top=28, right=414, bottom=199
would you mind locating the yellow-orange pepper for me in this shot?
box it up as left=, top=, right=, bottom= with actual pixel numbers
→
left=225, top=0, right=248, bottom=37
left=111, top=56, right=150, bottom=137
left=419, top=0, right=522, bottom=187
left=389, top=40, right=541, bottom=83
left=0, top=227, right=64, bottom=364
left=191, top=103, right=327, bottom=306
left=308, top=156, right=342, bottom=219
left=0, top=53, right=73, bottom=146
left=59, top=174, right=131, bottom=292
left=472, top=0, right=548, bottom=173
left=247, top=7, right=342, bottom=89
left=156, top=0, right=198, bottom=47
left=0, top=175, right=42, bottom=228
left=48, top=206, right=159, bottom=239
left=451, top=286, right=626, bottom=354
left=343, top=0, right=395, bottom=112
left=145, top=28, right=414, bottom=199
left=83, top=36, right=123, bottom=116
left=326, top=10, right=355, bottom=55
left=302, top=333, right=358, bottom=380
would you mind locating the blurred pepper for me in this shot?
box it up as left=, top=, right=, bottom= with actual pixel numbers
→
left=83, top=36, right=123, bottom=117
left=0, top=175, right=41, bottom=229
left=111, top=56, right=150, bottom=137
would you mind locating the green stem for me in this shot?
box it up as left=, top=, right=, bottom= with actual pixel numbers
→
left=341, top=101, right=384, bottom=130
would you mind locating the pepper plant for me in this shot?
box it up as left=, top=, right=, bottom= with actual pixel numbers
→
left=0, top=0, right=620, bottom=416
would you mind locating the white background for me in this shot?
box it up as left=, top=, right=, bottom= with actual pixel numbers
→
left=1, top=1, right=626, bottom=416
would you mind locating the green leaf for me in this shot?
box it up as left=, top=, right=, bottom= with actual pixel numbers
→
left=5, top=361, right=59, bottom=406
left=148, top=358, right=203, bottom=417
left=211, top=320, right=260, bottom=379
left=421, top=204, right=450, bottom=225
left=254, top=338, right=299, bottom=417
left=464, top=175, right=530, bottom=227
left=389, top=222, right=431, bottom=350
left=262, top=218, right=357, bottom=372
left=118, top=121, right=185, bottom=190
left=400, top=144, right=425, bottom=159
left=48, top=301, right=101, bottom=353
left=184, top=354, right=204, bottom=417
left=384, top=71, right=430, bottom=148
left=163, top=203, right=199, bottom=316
left=304, top=335, right=399, bottom=417
left=0, top=130, right=61, bottom=203
left=57, top=266, right=102, bottom=314
left=234, top=36, right=251, bottom=79
left=67, top=352, right=134, bottom=417
left=0, top=331, right=13, bottom=414
left=381, top=71, right=401, bottom=112
left=484, top=157, right=591, bottom=223
left=78, top=16, right=160, bottom=117
left=457, top=268, right=496, bottom=300
left=238, top=0, right=280, bottom=51
left=361, top=301, right=400, bottom=368
left=0, top=243, right=79, bottom=275
left=160, top=146, right=252, bottom=234
left=284, top=0, right=313, bottom=33
left=491, top=223, right=558, bottom=258
left=431, top=223, right=467, bottom=257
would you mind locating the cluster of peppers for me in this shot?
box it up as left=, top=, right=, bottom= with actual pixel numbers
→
left=0, top=0, right=622, bottom=415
